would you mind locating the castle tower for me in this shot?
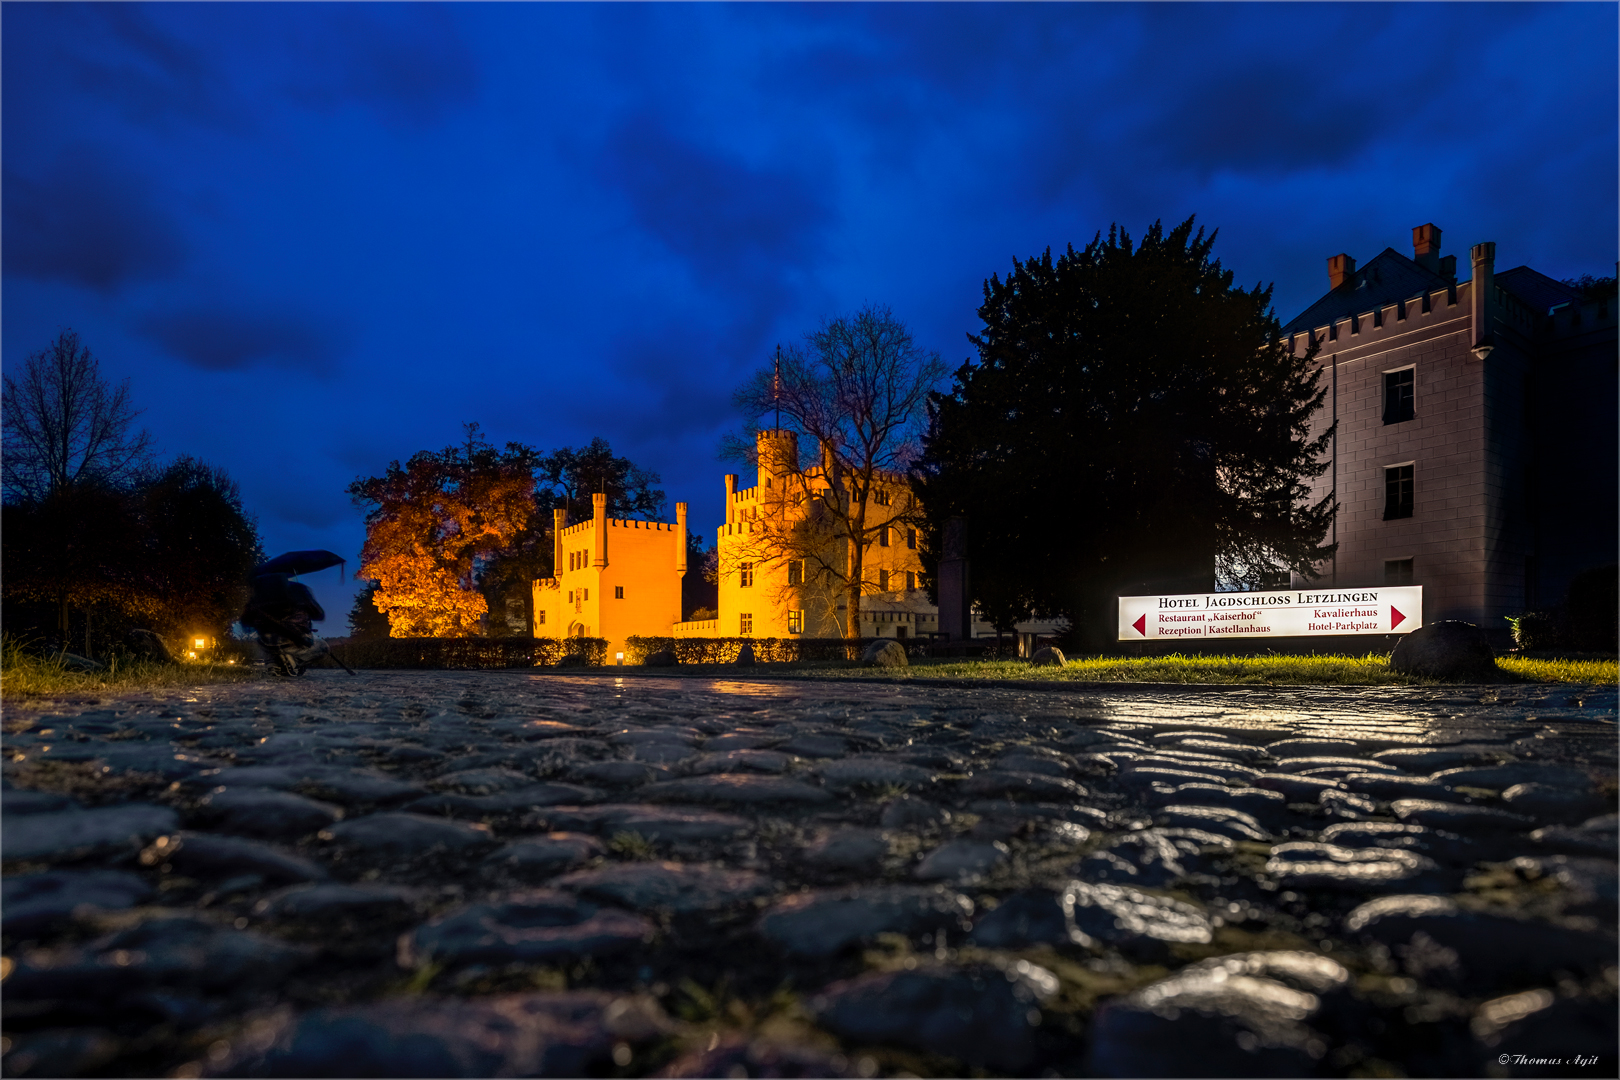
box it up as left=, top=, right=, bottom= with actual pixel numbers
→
left=755, top=428, right=799, bottom=490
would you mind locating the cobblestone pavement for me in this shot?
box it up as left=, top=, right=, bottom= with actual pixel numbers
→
left=3, top=670, right=1616, bottom=1077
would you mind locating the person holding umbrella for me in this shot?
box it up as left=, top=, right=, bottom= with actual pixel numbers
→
left=240, top=550, right=353, bottom=677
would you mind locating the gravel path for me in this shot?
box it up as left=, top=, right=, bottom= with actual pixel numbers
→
left=3, top=670, right=1615, bottom=1077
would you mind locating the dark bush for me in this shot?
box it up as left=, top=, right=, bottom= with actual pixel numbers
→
left=329, top=636, right=607, bottom=669
left=623, top=636, right=925, bottom=664
left=1505, top=611, right=1562, bottom=651
left=1564, top=565, right=1618, bottom=654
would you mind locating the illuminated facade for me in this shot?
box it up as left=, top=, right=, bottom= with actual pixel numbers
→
left=532, top=492, right=687, bottom=660
left=677, top=429, right=1050, bottom=642
left=1284, top=224, right=1617, bottom=628
left=532, top=432, right=1061, bottom=652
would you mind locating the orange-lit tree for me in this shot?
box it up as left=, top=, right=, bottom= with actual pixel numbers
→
left=349, top=424, right=538, bottom=637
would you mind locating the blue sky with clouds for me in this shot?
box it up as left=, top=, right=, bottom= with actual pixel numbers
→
left=4, top=2, right=1615, bottom=623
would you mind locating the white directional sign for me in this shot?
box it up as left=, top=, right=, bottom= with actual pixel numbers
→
left=1118, top=587, right=1423, bottom=641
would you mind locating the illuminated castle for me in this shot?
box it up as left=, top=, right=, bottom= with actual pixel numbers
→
left=685, top=428, right=939, bottom=641
left=532, top=430, right=1045, bottom=655
left=531, top=492, right=688, bottom=660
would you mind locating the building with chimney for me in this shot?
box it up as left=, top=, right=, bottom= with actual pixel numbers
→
left=1282, top=223, right=1616, bottom=632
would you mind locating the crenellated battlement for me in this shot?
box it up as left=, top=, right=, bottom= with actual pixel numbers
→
left=1288, top=280, right=1469, bottom=357
left=558, top=515, right=679, bottom=535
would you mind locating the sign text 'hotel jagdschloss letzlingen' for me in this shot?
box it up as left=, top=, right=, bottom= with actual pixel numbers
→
left=1118, top=587, right=1423, bottom=641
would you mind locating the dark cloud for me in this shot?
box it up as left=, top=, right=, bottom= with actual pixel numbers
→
left=1143, top=66, right=1380, bottom=176
left=5, top=3, right=251, bottom=132
left=2, top=149, right=188, bottom=293
left=598, top=115, right=835, bottom=285
left=283, top=6, right=479, bottom=127
left=137, top=306, right=342, bottom=375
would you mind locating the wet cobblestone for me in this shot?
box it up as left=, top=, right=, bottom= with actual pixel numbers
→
left=2, top=671, right=1615, bottom=1076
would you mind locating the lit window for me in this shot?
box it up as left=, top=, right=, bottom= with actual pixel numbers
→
left=1384, top=368, right=1415, bottom=424
left=614, top=585, right=624, bottom=599
left=878, top=527, right=890, bottom=547
left=740, top=563, right=754, bottom=587
left=879, top=569, right=890, bottom=591
left=905, top=571, right=916, bottom=591
left=788, top=610, right=803, bottom=634
left=1385, top=558, right=1414, bottom=585
left=875, top=489, right=891, bottom=506
left=906, top=528, right=917, bottom=549
left=1384, top=464, right=1414, bottom=520
left=740, top=613, right=753, bottom=635
left=787, top=560, right=802, bottom=585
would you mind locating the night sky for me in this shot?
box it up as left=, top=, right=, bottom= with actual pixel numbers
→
left=4, top=2, right=1615, bottom=627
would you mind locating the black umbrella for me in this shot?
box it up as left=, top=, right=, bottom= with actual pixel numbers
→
left=256, top=549, right=346, bottom=577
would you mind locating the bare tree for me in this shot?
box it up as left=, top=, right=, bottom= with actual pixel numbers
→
left=2, top=330, right=154, bottom=504
left=723, top=305, right=945, bottom=638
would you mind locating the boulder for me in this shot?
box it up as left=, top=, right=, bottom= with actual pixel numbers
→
left=643, top=649, right=678, bottom=668
left=1390, top=620, right=1497, bottom=680
left=1029, top=646, right=1067, bottom=667
left=862, top=639, right=908, bottom=669
left=734, top=643, right=756, bottom=666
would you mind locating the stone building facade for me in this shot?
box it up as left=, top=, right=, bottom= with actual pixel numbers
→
left=1283, top=223, right=1617, bottom=631
left=532, top=493, right=688, bottom=660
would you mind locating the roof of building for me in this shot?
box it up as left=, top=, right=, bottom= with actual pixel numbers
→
left=1494, top=265, right=1581, bottom=315
left=1281, top=247, right=1452, bottom=336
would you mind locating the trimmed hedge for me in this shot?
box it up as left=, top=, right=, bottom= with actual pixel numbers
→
left=624, top=636, right=930, bottom=664
left=330, top=636, right=609, bottom=669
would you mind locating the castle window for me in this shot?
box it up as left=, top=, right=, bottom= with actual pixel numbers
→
left=879, top=569, right=890, bottom=591
left=1385, top=558, right=1414, bottom=585
left=905, top=571, right=916, bottom=591
left=1384, top=464, right=1414, bottom=520
left=875, top=489, right=891, bottom=506
left=878, top=527, right=890, bottom=547
left=1383, top=368, right=1415, bottom=424
left=788, top=610, right=803, bottom=634
left=583, top=589, right=589, bottom=600
left=538, top=611, right=546, bottom=625
left=787, top=560, right=802, bottom=586
left=614, top=586, right=624, bottom=599
left=906, top=528, right=917, bottom=549
left=739, top=563, right=754, bottom=588
left=740, top=613, right=753, bottom=635
left=567, top=591, right=573, bottom=602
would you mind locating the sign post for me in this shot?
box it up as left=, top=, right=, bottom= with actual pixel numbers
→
left=1118, top=587, right=1422, bottom=641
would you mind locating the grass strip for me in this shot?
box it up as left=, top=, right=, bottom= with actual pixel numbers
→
left=0, top=637, right=264, bottom=701
left=799, top=652, right=1616, bottom=686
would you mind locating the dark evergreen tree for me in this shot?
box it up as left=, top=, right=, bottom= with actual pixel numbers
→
left=914, top=217, right=1336, bottom=649
left=347, top=581, right=391, bottom=640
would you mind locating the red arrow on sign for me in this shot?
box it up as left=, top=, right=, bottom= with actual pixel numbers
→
left=1132, top=614, right=1147, bottom=636
left=1391, top=607, right=1406, bottom=629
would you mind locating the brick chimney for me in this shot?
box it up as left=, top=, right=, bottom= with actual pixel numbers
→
left=1412, top=223, right=1442, bottom=274
left=1328, top=253, right=1357, bottom=290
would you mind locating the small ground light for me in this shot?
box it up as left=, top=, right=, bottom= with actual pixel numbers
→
left=616, top=651, right=624, bottom=665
